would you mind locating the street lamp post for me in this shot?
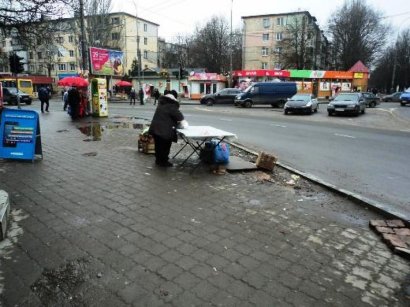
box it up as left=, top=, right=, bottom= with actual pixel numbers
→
left=390, top=19, right=410, bottom=93
left=229, top=0, right=233, bottom=88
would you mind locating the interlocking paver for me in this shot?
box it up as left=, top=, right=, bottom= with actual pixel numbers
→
left=0, top=105, right=409, bottom=306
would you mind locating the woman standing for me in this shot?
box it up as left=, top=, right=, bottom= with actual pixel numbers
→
left=149, top=90, right=184, bottom=167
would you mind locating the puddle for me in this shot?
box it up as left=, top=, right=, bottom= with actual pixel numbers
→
left=78, top=120, right=149, bottom=141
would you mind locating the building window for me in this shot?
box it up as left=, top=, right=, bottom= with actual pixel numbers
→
left=112, top=32, right=120, bottom=40
left=263, top=18, right=270, bottom=28
left=58, top=63, right=66, bottom=71
left=262, top=62, right=268, bottom=69
left=69, top=50, right=74, bottom=57
left=143, top=50, right=148, bottom=59
left=57, top=50, right=63, bottom=57
left=144, top=37, right=147, bottom=45
left=56, top=37, right=64, bottom=43
left=29, top=52, right=33, bottom=59
left=144, top=23, right=147, bottom=31
left=276, top=32, right=283, bottom=41
left=261, top=47, right=269, bottom=56
left=37, top=52, right=42, bottom=59
left=277, top=17, right=284, bottom=26
left=70, top=63, right=76, bottom=70
left=112, top=17, right=120, bottom=25
left=69, top=35, right=74, bottom=43
left=29, top=65, right=35, bottom=72
left=262, top=33, right=269, bottom=41
left=274, top=62, right=281, bottom=69
left=274, top=47, right=283, bottom=54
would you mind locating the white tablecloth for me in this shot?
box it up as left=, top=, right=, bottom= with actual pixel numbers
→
left=177, top=126, right=237, bottom=140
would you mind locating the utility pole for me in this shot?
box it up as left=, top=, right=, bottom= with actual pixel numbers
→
left=229, top=0, right=233, bottom=88
left=79, top=0, right=87, bottom=73
left=134, top=1, right=142, bottom=89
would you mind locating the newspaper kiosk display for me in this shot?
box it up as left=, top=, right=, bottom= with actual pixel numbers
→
left=91, top=78, right=108, bottom=117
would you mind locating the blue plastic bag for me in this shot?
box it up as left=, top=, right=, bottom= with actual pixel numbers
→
left=214, top=142, right=230, bottom=164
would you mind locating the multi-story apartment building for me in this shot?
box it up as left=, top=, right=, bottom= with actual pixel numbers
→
left=242, top=11, right=329, bottom=71
left=1, top=12, right=159, bottom=83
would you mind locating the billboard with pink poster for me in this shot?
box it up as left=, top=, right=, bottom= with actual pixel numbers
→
left=90, top=47, right=124, bottom=76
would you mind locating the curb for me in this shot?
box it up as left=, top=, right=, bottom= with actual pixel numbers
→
left=229, top=141, right=410, bottom=226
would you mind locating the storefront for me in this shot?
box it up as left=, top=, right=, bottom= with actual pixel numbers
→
left=233, top=69, right=290, bottom=85
left=188, top=73, right=227, bottom=100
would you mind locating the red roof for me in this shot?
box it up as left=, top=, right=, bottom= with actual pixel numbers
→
left=348, top=61, right=369, bottom=73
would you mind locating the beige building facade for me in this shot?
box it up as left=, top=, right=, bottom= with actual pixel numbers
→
left=242, top=11, right=328, bottom=71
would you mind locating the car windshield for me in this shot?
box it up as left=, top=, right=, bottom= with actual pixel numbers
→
left=334, top=94, right=358, bottom=101
left=289, top=95, right=310, bottom=102
left=6, top=88, right=22, bottom=94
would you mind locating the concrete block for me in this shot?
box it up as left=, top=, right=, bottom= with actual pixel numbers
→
left=386, top=220, right=406, bottom=228
left=0, top=190, right=10, bottom=241
left=375, top=226, right=395, bottom=234
left=382, top=234, right=407, bottom=249
left=255, top=152, right=277, bottom=172
left=394, top=228, right=410, bottom=236
left=369, top=220, right=387, bottom=228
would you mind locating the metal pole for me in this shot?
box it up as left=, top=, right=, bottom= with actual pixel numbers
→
left=79, top=0, right=87, bottom=73
left=134, top=1, right=142, bottom=89
left=229, top=0, right=233, bottom=87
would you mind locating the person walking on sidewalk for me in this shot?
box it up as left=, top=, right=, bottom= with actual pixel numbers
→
left=38, top=85, right=50, bottom=113
left=139, top=88, right=144, bottom=105
left=153, top=88, right=160, bottom=105
left=149, top=90, right=184, bottom=167
left=129, top=88, right=136, bottom=105
left=67, top=86, right=81, bottom=120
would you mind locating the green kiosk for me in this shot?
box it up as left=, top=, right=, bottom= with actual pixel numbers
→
left=91, top=78, right=108, bottom=117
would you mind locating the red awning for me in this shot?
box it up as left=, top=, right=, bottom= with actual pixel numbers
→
left=233, top=70, right=290, bottom=78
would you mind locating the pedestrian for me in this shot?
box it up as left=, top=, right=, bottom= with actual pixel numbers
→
left=148, top=90, right=185, bottom=167
left=67, top=86, right=81, bottom=120
left=129, top=88, right=136, bottom=105
left=139, top=88, right=144, bottom=105
left=38, top=85, right=50, bottom=113
left=63, top=88, right=69, bottom=111
left=153, top=88, right=160, bottom=105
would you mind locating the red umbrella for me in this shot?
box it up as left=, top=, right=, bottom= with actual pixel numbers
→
left=115, top=80, right=132, bottom=87
left=58, top=76, right=89, bottom=87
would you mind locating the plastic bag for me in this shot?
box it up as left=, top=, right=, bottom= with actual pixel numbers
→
left=214, top=142, right=230, bottom=164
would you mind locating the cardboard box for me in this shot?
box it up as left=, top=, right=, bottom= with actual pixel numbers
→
left=138, top=134, right=155, bottom=154
left=256, top=152, right=277, bottom=171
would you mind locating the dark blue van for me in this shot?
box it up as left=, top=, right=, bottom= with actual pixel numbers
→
left=234, top=82, right=297, bottom=108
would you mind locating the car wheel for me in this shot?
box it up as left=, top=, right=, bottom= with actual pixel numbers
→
left=206, top=99, right=214, bottom=106
left=277, top=100, right=285, bottom=108
left=244, top=101, right=252, bottom=108
left=370, top=101, right=375, bottom=108
left=284, top=109, right=288, bottom=115
left=400, top=102, right=405, bottom=106
left=328, top=111, right=333, bottom=116
left=361, top=107, right=365, bottom=114
left=314, top=106, right=318, bottom=113
left=309, top=107, right=313, bottom=114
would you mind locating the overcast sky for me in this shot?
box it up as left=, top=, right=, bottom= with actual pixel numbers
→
left=112, top=0, right=410, bottom=41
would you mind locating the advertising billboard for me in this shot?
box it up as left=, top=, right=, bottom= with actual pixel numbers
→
left=90, top=47, right=124, bottom=76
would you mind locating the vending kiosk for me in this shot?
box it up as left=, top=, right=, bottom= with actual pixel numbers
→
left=91, top=78, right=108, bottom=117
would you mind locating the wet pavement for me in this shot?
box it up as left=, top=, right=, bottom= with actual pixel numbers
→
left=0, top=104, right=409, bottom=306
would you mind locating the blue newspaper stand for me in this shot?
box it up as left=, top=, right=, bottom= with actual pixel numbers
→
left=0, top=109, right=42, bottom=162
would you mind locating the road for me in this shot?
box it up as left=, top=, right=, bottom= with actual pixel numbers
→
left=108, top=100, right=410, bottom=220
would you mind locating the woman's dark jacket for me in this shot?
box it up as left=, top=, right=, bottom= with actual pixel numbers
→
left=149, top=95, right=184, bottom=141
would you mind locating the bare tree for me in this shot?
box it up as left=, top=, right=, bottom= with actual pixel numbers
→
left=0, top=0, right=75, bottom=47
left=327, top=0, right=389, bottom=70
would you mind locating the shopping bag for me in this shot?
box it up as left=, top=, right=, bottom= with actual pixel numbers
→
left=214, top=142, right=230, bottom=164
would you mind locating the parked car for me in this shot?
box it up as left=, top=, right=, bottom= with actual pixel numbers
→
left=234, top=82, right=297, bottom=108
left=361, top=92, right=380, bottom=108
left=200, top=88, right=242, bottom=106
left=400, top=92, right=410, bottom=106
left=284, top=94, right=318, bottom=115
left=382, top=92, right=402, bottom=102
left=327, top=93, right=366, bottom=116
left=3, top=87, right=32, bottom=105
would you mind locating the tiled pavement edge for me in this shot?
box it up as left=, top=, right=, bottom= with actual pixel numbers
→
left=0, top=109, right=409, bottom=306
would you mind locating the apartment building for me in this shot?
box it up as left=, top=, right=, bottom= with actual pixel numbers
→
left=1, top=12, right=159, bottom=82
left=242, top=11, right=329, bottom=71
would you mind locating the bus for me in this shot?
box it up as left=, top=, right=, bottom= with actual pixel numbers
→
left=0, top=78, right=34, bottom=97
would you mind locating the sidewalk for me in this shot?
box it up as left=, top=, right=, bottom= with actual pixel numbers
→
left=0, top=108, right=409, bottom=306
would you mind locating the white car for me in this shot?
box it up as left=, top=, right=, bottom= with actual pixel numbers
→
left=284, top=94, right=318, bottom=115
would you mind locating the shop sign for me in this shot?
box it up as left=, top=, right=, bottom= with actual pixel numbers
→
left=354, top=72, right=364, bottom=79
left=233, top=70, right=290, bottom=78
left=0, top=109, right=42, bottom=161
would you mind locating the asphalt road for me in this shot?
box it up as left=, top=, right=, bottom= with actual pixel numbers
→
left=115, top=101, right=410, bottom=220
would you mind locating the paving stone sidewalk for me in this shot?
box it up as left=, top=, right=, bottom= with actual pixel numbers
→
left=0, top=110, right=409, bottom=306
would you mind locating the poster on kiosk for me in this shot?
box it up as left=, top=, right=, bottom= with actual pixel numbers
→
left=91, top=78, right=108, bottom=117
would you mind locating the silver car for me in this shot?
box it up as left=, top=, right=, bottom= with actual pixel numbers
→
left=284, top=94, right=318, bottom=115
left=327, top=93, right=366, bottom=116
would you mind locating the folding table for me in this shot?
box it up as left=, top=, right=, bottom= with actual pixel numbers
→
left=172, top=126, right=237, bottom=166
